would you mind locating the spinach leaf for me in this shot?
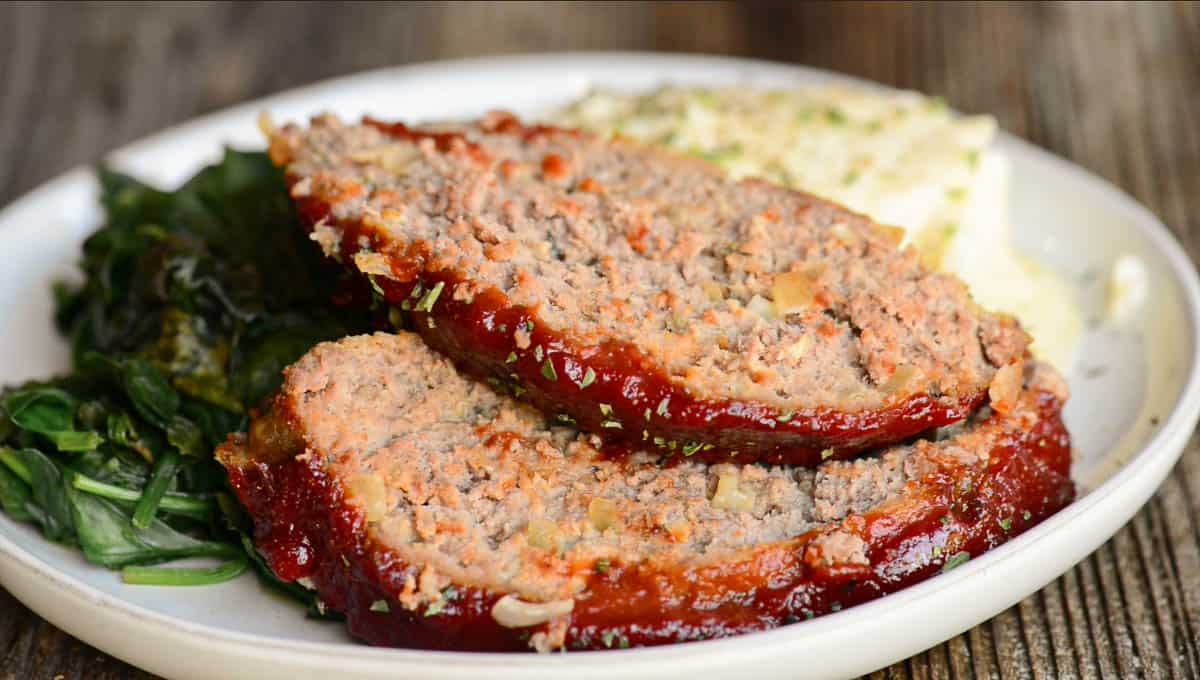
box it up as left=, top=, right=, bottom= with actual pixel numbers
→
left=120, top=358, right=180, bottom=429
left=2, top=150, right=367, bottom=607
left=0, top=448, right=76, bottom=542
left=3, top=388, right=103, bottom=452
left=65, top=475, right=237, bottom=569
left=0, top=462, right=34, bottom=522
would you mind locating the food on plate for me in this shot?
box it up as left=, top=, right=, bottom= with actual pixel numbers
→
left=264, top=112, right=1030, bottom=465
left=219, top=332, right=1074, bottom=651
left=554, top=86, right=1084, bottom=371
left=0, top=152, right=363, bottom=598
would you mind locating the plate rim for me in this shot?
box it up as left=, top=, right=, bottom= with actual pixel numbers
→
left=1, top=51, right=1199, bottom=677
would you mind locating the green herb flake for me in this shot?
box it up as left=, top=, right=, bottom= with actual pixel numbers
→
left=541, top=359, right=558, bottom=381
left=776, top=411, right=794, bottom=423
left=424, top=587, right=456, bottom=616
left=681, top=442, right=703, bottom=456
left=939, top=515, right=952, bottom=527
left=653, top=436, right=667, bottom=447
left=594, top=558, right=611, bottom=574
left=820, top=447, right=835, bottom=460
left=556, top=413, right=576, bottom=425
left=370, top=599, right=390, bottom=613
left=505, top=352, right=518, bottom=364
left=826, top=108, right=848, bottom=125
left=601, top=419, right=623, bottom=430
left=388, top=307, right=403, bottom=327
left=413, top=281, right=444, bottom=312
left=830, top=601, right=842, bottom=612
left=942, top=551, right=971, bottom=573
left=1023, top=510, right=1032, bottom=521
left=999, top=517, right=1013, bottom=531
left=656, top=397, right=671, bottom=418
left=599, top=403, right=614, bottom=417
left=602, top=630, right=617, bottom=648
left=579, top=367, right=596, bottom=389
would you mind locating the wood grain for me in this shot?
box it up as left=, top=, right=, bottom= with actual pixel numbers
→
left=1, top=2, right=1198, bottom=678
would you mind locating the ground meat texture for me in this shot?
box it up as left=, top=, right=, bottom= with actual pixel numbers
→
left=218, top=333, right=1074, bottom=652
left=265, top=112, right=1030, bottom=465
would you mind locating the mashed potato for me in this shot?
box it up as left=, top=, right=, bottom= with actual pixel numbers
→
left=554, top=86, right=1083, bottom=371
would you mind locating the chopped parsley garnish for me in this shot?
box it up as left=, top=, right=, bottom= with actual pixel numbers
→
left=656, top=397, right=671, bottom=418
left=413, top=281, right=444, bottom=312
left=940, top=515, right=952, bottom=527
left=776, top=410, right=794, bottom=423
left=424, top=587, right=456, bottom=617
left=369, top=599, right=390, bottom=613
left=825, top=108, right=848, bottom=125
left=579, top=367, right=596, bottom=389
left=830, top=601, right=842, bottom=612
left=999, top=517, right=1013, bottom=531
left=601, top=419, right=623, bottom=429
left=602, top=630, right=617, bottom=648
left=541, top=359, right=557, bottom=381
left=681, top=441, right=704, bottom=456
left=594, top=558, right=611, bottom=574
left=1022, top=510, right=1032, bottom=521
left=556, top=413, right=576, bottom=424
left=505, top=352, right=518, bottom=364
left=820, top=447, right=835, bottom=460
left=942, top=551, right=971, bottom=572
left=599, top=403, right=614, bottom=417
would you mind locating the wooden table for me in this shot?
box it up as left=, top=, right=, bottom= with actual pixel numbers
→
left=2, top=2, right=1198, bottom=678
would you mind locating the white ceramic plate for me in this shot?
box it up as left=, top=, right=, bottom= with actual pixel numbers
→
left=1, top=53, right=1198, bottom=680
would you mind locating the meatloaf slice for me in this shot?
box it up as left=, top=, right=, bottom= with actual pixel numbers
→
left=218, top=332, right=1073, bottom=652
left=264, top=112, right=1030, bottom=465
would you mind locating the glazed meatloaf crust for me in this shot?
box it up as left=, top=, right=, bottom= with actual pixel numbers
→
left=218, top=333, right=1073, bottom=652
left=265, top=112, right=1030, bottom=466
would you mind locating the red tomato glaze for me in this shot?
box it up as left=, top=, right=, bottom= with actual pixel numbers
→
left=222, top=386, right=1073, bottom=651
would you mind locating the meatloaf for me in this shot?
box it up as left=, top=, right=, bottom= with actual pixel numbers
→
left=218, top=332, right=1073, bottom=652
left=264, top=112, right=1030, bottom=465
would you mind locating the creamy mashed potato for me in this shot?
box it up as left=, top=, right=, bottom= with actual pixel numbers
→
left=553, top=86, right=1083, bottom=371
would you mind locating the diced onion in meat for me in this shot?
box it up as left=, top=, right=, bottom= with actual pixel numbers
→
left=491, top=594, right=575, bottom=628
